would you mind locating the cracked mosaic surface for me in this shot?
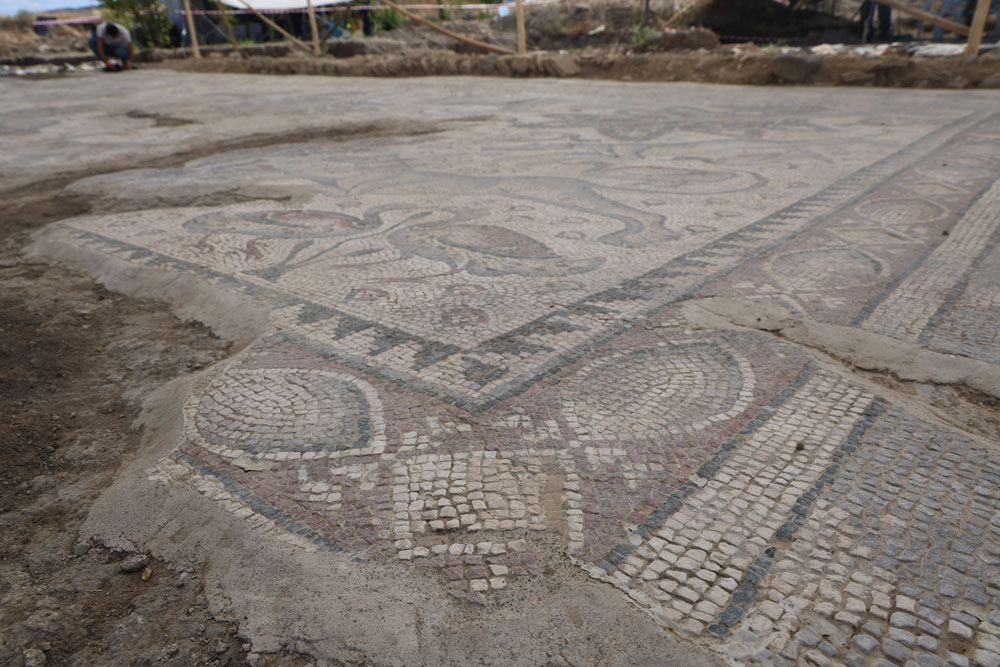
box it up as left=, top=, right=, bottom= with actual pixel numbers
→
left=39, top=80, right=1000, bottom=664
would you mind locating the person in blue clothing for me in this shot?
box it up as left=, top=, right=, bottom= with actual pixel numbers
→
left=89, top=21, right=134, bottom=71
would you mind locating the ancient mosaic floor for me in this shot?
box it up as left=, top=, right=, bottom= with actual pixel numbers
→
left=15, top=73, right=1000, bottom=666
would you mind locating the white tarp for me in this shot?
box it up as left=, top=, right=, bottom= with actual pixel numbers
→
left=219, top=0, right=351, bottom=10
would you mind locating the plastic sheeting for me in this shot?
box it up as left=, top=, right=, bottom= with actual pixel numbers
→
left=219, top=0, right=351, bottom=10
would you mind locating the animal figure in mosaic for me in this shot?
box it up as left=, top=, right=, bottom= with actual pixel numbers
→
left=183, top=206, right=448, bottom=282
left=349, top=170, right=679, bottom=248
left=184, top=209, right=380, bottom=239
left=387, top=221, right=605, bottom=278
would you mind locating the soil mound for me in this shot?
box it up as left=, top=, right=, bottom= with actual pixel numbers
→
left=0, top=21, right=89, bottom=58
left=164, top=45, right=1000, bottom=89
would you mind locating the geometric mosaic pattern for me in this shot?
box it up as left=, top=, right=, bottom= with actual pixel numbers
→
left=39, top=85, right=1000, bottom=665
left=55, top=109, right=1000, bottom=412
left=708, top=113, right=1000, bottom=372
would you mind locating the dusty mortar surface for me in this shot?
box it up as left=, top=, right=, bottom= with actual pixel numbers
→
left=4, top=70, right=1000, bottom=666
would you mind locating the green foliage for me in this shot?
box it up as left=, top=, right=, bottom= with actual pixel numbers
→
left=99, top=0, right=173, bottom=48
left=627, top=21, right=659, bottom=47
left=370, top=7, right=402, bottom=32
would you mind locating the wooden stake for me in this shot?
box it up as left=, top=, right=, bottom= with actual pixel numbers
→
left=318, top=17, right=341, bottom=47
left=305, top=0, right=321, bottom=55
left=515, top=0, right=526, bottom=54
left=215, top=0, right=242, bottom=55
left=372, top=0, right=515, bottom=54
left=875, top=0, right=970, bottom=36
left=181, top=0, right=201, bottom=57
left=234, top=0, right=314, bottom=52
left=964, top=0, right=991, bottom=55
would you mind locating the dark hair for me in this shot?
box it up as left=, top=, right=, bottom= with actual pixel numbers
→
left=105, top=23, right=119, bottom=37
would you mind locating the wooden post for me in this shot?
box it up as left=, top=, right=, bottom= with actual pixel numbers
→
left=305, top=0, right=321, bottom=55
left=215, top=0, right=242, bottom=55
left=318, top=16, right=341, bottom=47
left=181, top=0, right=201, bottom=57
left=371, top=0, right=515, bottom=54
left=515, top=0, right=526, bottom=54
left=964, top=0, right=992, bottom=55
left=234, top=0, right=314, bottom=52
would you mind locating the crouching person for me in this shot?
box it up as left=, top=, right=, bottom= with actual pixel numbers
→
left=89, top=21, right=134, bottom=71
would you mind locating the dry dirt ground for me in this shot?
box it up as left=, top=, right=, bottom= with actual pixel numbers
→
left=0, top=179, right=317, bottom=666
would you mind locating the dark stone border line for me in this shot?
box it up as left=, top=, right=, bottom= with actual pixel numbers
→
left=595, top=363, right=816, bottom=575
left=917, top=194, right=1000, bottom=345
left=707, top=397, right=887, bottom=639
left=171, top=450, right=352, bottom=557
left=279, top=329, right=473, bottom=408
left=474, top=110, right=992, bottom=412
left=70, top=228, right=482, bottom=407
left=577, top=110, right=996, bottom=317
left=850, top=171, right=1000, bottom=327
left=62, top=109, right=990, bottom=413
left=774, top=398, right=887, bottom=541
left=707, top=548, right=777, bottom=638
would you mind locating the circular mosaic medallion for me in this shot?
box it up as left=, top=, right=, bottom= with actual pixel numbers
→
left=856, top=198, right=947, bottom=226
left=194, top=368, right=372, bottom=454
left=560, top=342, right=754, bottom=439
left=599, top=166, right=765, bottom=194
left=767, top=248, right=883, bottom=290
